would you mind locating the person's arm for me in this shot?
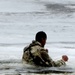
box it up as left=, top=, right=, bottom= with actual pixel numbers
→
left=40, top=49, right=68, bottom=67
left=52, top=59, right=66, bottom=67
left=40, top=49, right=54, bottom=67
left=52, top=55, right=68, bottom=67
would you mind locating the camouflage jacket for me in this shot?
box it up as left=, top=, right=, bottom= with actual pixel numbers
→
left=22, top=41, right=66, bottom=67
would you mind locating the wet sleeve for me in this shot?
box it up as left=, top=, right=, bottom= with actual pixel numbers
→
left=40, top=49, right=66, bottom=67
left=53, top=59, right=66, bottom=67
left=40, top=50, right=54, bottom=66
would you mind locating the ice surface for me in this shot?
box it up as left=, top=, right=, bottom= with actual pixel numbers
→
left=0, top=0, right=75, bottom=74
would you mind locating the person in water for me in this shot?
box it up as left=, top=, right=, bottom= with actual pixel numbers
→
left=22, top=31, right=68, bottom=67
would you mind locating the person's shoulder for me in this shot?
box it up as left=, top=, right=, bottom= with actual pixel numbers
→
left=23, top=46, right=29, bottom=52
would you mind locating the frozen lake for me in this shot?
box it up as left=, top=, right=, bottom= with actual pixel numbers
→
left=0, top=0, right=75, bottom=75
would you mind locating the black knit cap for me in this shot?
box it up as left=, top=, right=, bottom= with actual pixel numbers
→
left=35, top=31, right=47, bottom=42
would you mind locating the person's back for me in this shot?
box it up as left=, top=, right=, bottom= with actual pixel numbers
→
left=22, top=31, right=68, bottom=67
left=22, top=40, right=52, bottom=66
left=22, top=41, right=42, bottom=65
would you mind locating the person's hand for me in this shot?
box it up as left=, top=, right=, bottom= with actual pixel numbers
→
left=62, top=55, right=68, bottom=62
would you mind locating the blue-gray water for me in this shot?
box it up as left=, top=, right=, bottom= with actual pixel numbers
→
left=0, top=0, right=75, bottom=75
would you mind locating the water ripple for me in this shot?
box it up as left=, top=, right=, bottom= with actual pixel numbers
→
left=45, top=3, right=75, bottom=14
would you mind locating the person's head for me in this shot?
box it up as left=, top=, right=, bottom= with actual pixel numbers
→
left=35, top=31, right=47, bottom=47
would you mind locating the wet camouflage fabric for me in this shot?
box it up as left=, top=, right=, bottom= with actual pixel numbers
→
left=22, top=41, right=66, bottom=67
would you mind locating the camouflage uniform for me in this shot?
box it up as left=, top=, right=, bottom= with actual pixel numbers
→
left=22, top=41, right=66, bottom=67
